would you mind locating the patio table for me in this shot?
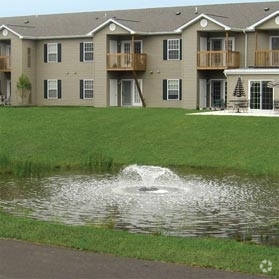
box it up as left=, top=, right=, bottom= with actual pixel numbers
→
left=229, top=100, right=248, bottom=113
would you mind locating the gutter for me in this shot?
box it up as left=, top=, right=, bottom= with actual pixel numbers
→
left=21, top=35, right=94, bottom=40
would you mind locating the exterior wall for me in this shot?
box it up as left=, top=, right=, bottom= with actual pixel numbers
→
left=234, top=32, right=246, bottom=68
left=22, top=40, right=37, bottom=104
left=2, top=9, right=279, bottom=110
left=143, top=34, right=183, bottom=108
left=246, top=32, right=256, bottom=68
left=94, top=24, right=131, bottom=107
left=182, top=19, right=227, bottom=109
left=256, top=16, right=279, bottom=30
left=0, top=30, right=24, bottom=106
left=36, top=38, right=94, bottom=106
left=226, top=71, right=279, bottom=103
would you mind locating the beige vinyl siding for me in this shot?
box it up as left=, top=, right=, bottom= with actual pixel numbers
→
left=36, top=38, right=94, bottom=106
left=246, top=33, right=256, bottom=68
left=22, top=40, right=37, bottom=105
left=142, top=35, right=183, bottom=108
left=94, top=23, right=131, bottom=107
left=226, top=73, right=279, bottom=102
left=256, top=16, right=279, bottom=30
left=0, top=32, right=23, bottom=106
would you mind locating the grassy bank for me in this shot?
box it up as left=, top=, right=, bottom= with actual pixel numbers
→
left=1, top=106, right=279, bottom=176
left=1, top=107, right=279, bottom=277
left=0, top=212, right=278, bottom=277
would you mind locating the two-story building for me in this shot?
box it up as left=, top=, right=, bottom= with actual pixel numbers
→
left=0, top=1, right=278, bottom=111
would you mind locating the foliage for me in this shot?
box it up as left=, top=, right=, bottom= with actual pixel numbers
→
left=16, top=74, right=31, bottom=91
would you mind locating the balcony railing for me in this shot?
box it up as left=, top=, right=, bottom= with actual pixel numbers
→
left=0, top=56, right=11, bottom=72
left=197, top=51, right=240, bottom=70
left=107, top=53, right=147, bottom=71
left=255, top=50, right=279, bottom=67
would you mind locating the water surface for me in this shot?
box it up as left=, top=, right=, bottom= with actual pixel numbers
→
left=0, top=165, right=278, bottom=243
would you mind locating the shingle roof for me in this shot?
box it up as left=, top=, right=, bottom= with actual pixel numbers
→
left=1, top=1, right=278, bottom=38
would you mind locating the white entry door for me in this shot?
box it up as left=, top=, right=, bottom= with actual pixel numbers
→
left=121, top=79, right=142, bottom=107
left=6, top=80, right=11, bottom=100
left=109, top=79, right=118, bottom=106
left=199, top=79, right=207, bottom=109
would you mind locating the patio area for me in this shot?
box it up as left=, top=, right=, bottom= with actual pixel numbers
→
left=190, top=109, right=279, bottom=117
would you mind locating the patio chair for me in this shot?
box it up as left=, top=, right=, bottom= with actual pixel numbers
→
left=4, top=96, right=11, bottom=106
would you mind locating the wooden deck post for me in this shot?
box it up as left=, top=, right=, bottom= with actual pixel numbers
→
left=132, top=70, right=146, bottom=107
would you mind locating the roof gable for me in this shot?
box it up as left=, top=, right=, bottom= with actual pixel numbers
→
left=0, top=24, right=23, bottom=38
left=248, top=10, right=279, bottom=30
left=175, top=14, right=231, bottom=32
left=88, top=18, right=135, bottom=35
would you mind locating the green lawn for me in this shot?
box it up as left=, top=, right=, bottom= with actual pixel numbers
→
left=0, top=106, right=279, bottom=176
left=1, top=212, right=278, bottom=277
left=1, top=106, right=279, bottom=277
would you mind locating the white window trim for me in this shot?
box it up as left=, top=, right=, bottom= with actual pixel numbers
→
left=167, top=39, right=180, bottom=60
left=249, top=79, right=274, bottom=110
left=121, top=40, right=143, bottom=53
left=47, top=79, right=58, bottom=99
left=47, top=43, right=58, bottom=63
left=167, top=79, right=180, bottom=100
left=210, top=37, right=235, bottom=51
left=83, top=79, right=94, bottom=99
left=270, top=36, right=279, bottom=50
left=83, top=42, right=94, bottom=62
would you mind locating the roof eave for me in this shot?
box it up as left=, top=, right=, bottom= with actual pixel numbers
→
left=0, top=24, right=23, bottom=38
left=21, top=34, right=93, bottom=40
left=247, top=10, right=279, bottom=30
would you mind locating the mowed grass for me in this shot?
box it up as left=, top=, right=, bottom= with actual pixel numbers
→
left=1, top=212, right=279, bottom=277
left=0, top=106, right=279, bottom=175
left=1, top=107, right=279, bottom=277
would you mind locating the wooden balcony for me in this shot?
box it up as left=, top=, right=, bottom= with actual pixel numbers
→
left=0, top=56, right=11, bottom=72
left=107, top=53, right=147, bottom=71
left=197, top=51, right=240, bottom=70
left=255, top=50, right=279, bottom=67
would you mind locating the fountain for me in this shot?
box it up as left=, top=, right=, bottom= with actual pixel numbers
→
left=0, top=165, right=279, bottom=243
left=119, top=165, right=182, bottom=194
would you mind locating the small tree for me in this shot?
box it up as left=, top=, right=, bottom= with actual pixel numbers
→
left=16, top=74, right=31, bottom=104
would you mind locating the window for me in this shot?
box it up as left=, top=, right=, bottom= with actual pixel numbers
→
left=27, top=48, right=31, bottom=68
left=44, top=43, right=62, bottom=63
left=163, top=39, right=182, bottom=60
left=80, top=42, right=94, bottom=62
left=44, top=79, right=62, bottom=99
left=80, top=79, right=94, bottom=99
left=250, top=81, right=273, bottom=110
left=163, top=79, right=182, bottom=100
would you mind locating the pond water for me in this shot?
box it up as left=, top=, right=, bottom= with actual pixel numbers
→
left=0, top=165, right=278, bottom=243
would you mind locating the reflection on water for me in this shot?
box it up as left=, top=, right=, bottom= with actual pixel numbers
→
left=0, top=165, right=279, bottom=243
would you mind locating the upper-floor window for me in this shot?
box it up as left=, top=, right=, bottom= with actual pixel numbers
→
left=80, top=42, right=94, bottom=62
left=209, top=38, right=235, bottom=51
left=270, top=36, right=279, bottom=50
left=44, top=43, right=62, bottom=63
left=80, top=79, right=94, bottom=99
left=44, top=79, right=62, bottom=99
left=163, top=39, right=182, bottom=60
left=27, top=47, right=31, bottom=68
left=163, top=79, right=182, bottom=100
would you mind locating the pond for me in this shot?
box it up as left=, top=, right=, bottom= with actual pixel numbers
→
left=0, top=165, right=278, bottom=243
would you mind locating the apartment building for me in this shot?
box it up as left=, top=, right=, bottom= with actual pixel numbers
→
left=0, top=1, right=278, bottom=111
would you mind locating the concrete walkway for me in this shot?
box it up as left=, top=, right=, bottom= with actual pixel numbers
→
left=188, top=110, right=279, bottom=117
left=0, top=239, right=273, bottom=279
